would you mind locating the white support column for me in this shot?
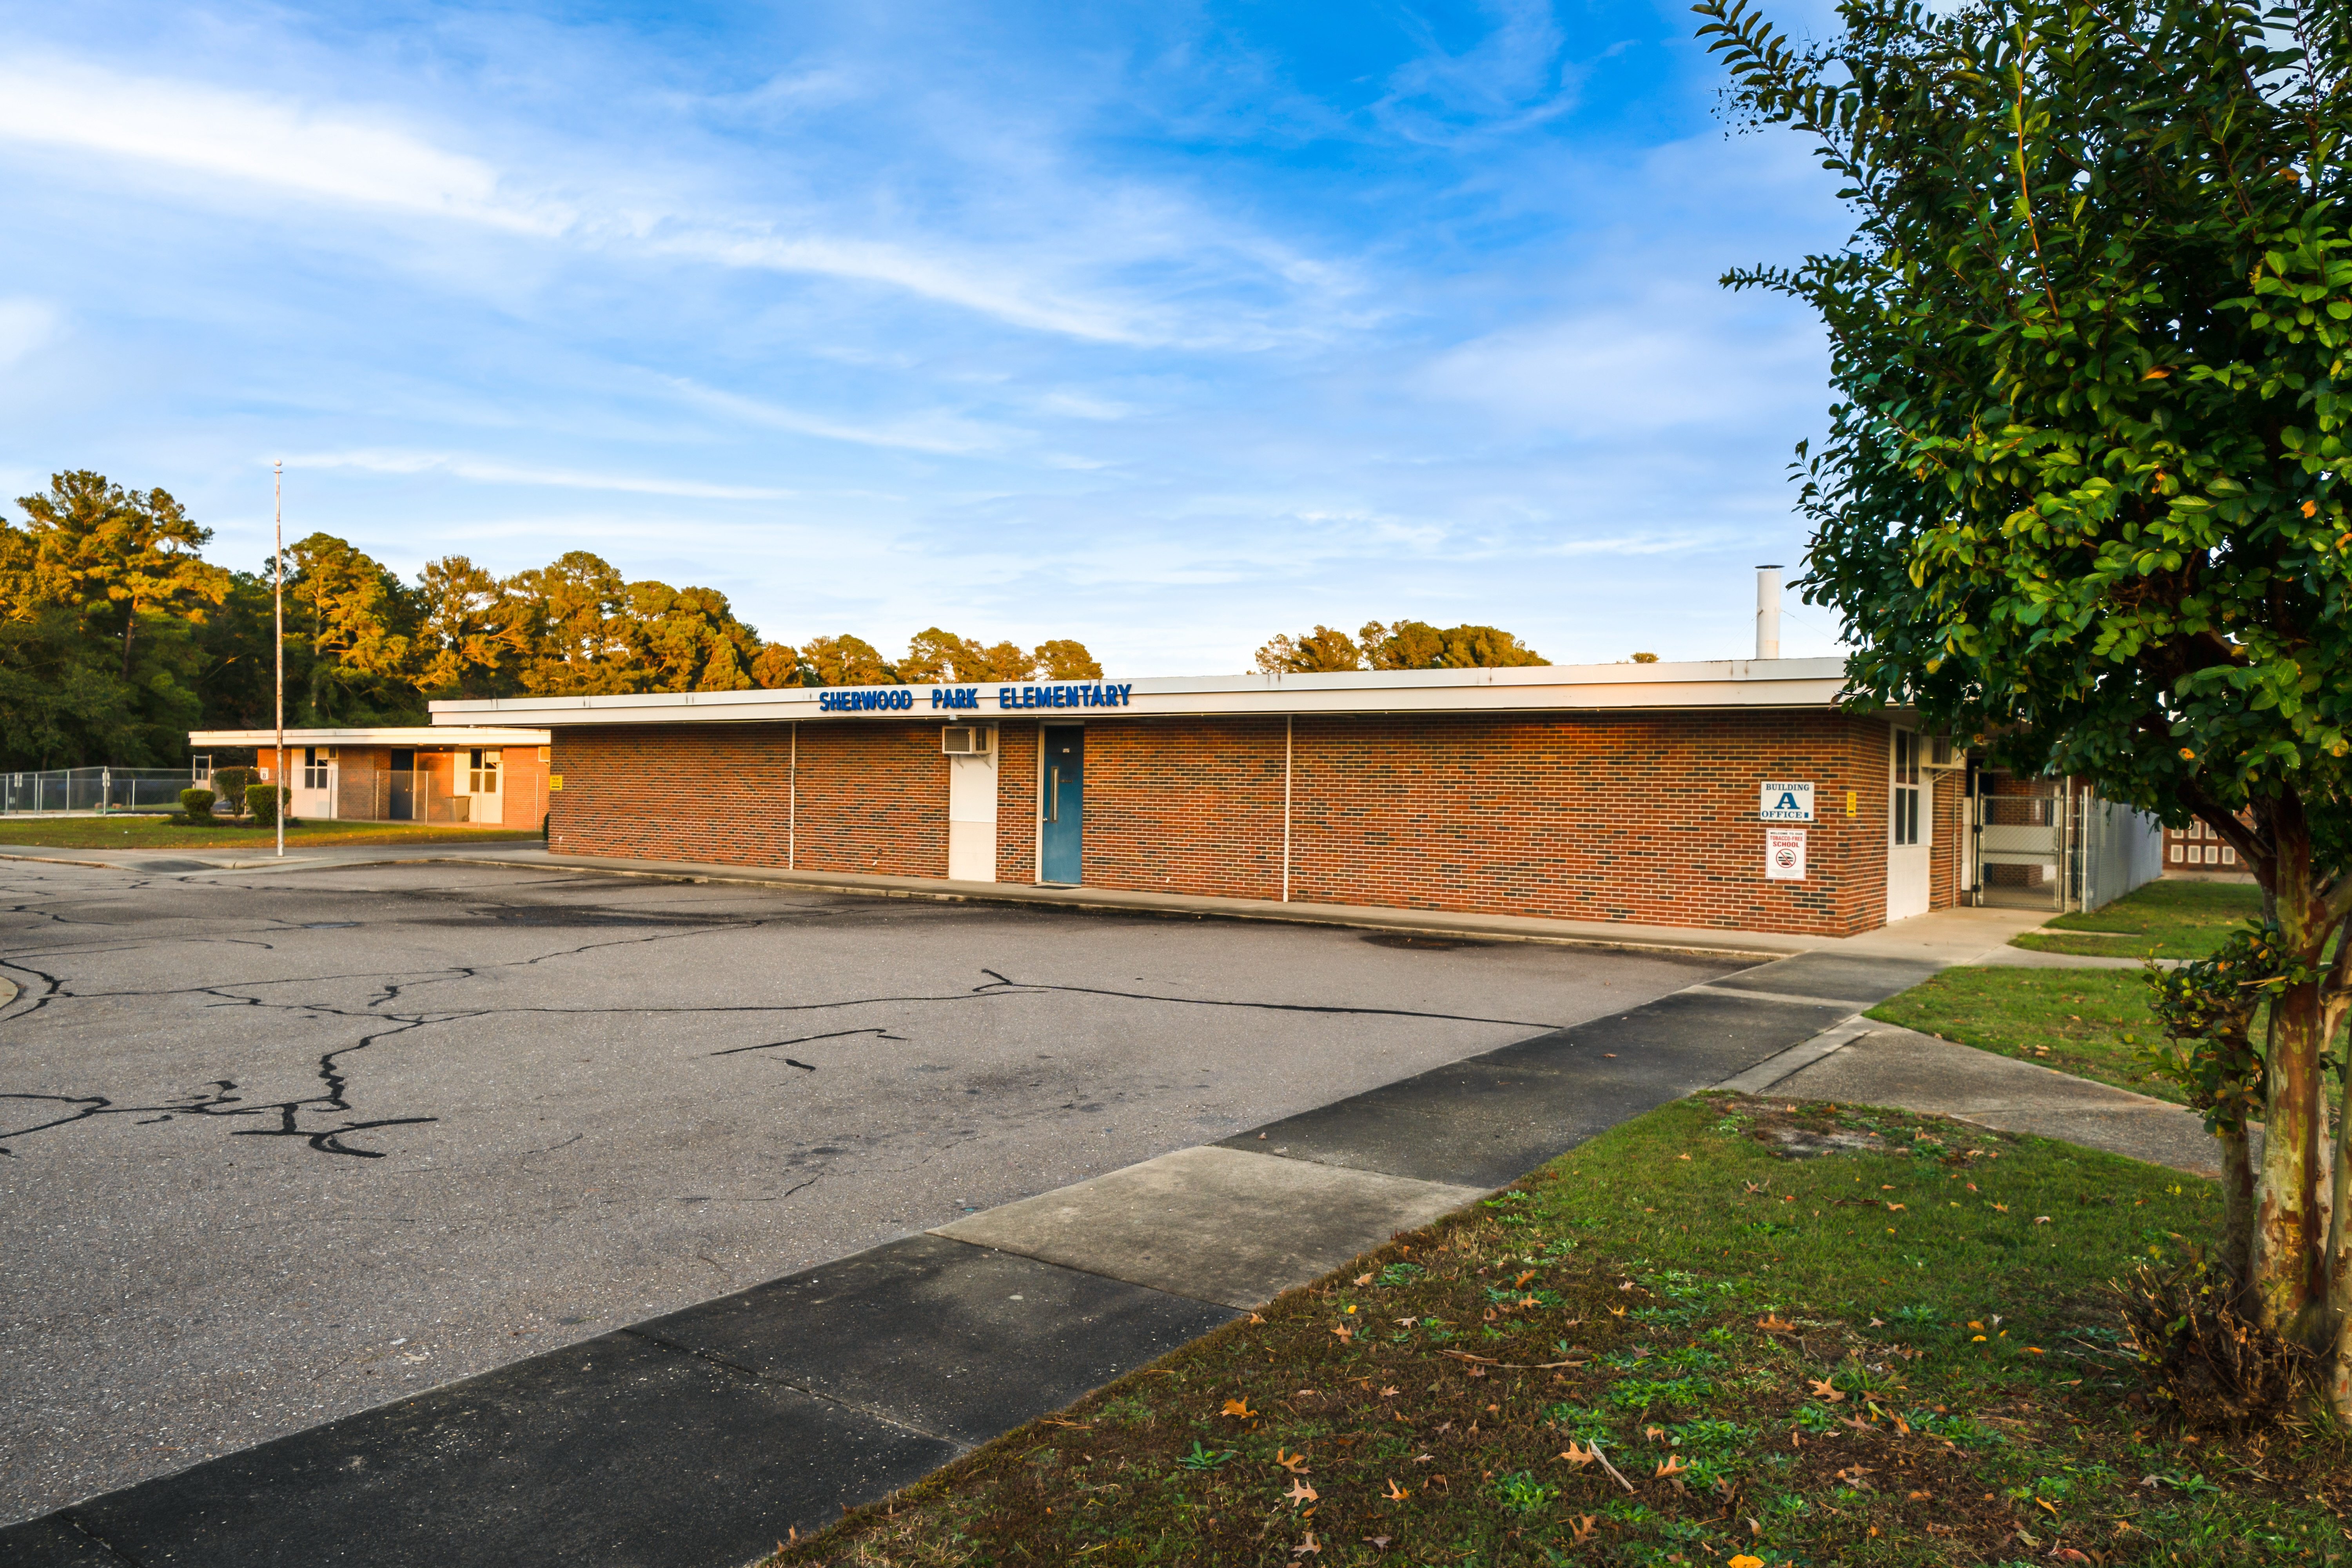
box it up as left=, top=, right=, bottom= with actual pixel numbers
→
left=787, top=722, right=797, bottom=870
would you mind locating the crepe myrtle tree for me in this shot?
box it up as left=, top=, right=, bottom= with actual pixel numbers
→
left=1697, top=0, right=2352, bottom=1388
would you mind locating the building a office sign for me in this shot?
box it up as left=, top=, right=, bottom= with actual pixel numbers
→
left=1758, top=780, right=1815, bottom=822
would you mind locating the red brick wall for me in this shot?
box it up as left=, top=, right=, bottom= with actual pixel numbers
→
left=548, top=710, right=1899, bottom=936
left=336, top=746, right=384, bottom=821
left=549, top=722, right=949, bottom=875
left=494, top=746, right=550, bottom=829
left=1080, top=717, right=1290, bottom=900
left=1274, top=711, right=1888, bottom=936
left=996, top=721, right=1040, bottom=883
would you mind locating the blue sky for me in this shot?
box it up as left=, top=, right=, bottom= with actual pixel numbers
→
left=0, top=0, right=1853, bottom=673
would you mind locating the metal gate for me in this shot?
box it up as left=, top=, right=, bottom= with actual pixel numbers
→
left=1970, top=786, right=2164, bottom=913
left=1973, top=789, right=2067, bottom=910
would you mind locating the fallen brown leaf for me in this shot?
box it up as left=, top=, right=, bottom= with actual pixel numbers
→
left=1383, top=1478, right=1410, bottom=1501
left=1285, top=1479, right=1318, bottom=1506
left=1221, top=1398, right=1256, bottom=1419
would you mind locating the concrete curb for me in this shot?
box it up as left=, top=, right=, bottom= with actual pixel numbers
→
left=1710, top=1015, right=1875, bottom=1095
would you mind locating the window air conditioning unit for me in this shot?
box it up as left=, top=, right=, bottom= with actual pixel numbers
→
left=942, top=726, right=993, bottom=756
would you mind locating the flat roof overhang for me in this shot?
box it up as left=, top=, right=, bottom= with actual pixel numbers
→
left=190, top=726, right=551, bottom=747
left=426, top=658, right=1854, bottom=730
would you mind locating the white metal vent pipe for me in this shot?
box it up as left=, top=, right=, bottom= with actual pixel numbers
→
left=1755, top=564, right=1783, bottom=661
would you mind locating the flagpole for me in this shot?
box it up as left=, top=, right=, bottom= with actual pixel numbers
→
left=274, top=461, right=285, bottom=860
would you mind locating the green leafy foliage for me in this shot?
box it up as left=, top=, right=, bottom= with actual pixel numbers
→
left=243, top=783, right=286, bottom=828
left=2141, top=924, right=2285, bottom=1137
left=1698, top=0, right=2352, bottom=1361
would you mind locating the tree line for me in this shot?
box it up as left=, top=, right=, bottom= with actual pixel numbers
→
left=1254, top=620, right=1547, bottom=673
left=0, top=470, right=1102, bottom=769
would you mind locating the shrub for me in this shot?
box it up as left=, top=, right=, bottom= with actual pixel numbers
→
left=2117, top=1250, right=2312, bottom=1431
left=179, top=788, right=215, bottom=818
left=210, top=767, right=256, bottom=814
left=246, top=784, right=288, bottom=827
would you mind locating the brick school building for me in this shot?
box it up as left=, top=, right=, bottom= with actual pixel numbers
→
left=427, top=659, right=1978, bottom=939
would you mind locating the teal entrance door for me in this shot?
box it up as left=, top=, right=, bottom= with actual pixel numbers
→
left=1041, top=727, right=1085, bottom=884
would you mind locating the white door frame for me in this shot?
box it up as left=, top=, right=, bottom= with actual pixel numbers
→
left=1887, top=726, right=1931, bottom=921
left=292, top=747, right=338, bottom=821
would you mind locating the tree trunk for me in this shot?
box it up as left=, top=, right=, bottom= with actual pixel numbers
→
left=2223, top=1122, right=2257, bottom=1307
left=2323, top=924, right=2352, bottom=1416
left=120, top=613, right=135, bottom=682
left=2252, top=801, right=2329, bottom=1344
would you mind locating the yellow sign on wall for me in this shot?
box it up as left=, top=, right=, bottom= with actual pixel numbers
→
left=548, top=775, right=564, bottom=791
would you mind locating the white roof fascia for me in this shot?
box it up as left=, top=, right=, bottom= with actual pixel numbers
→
left=188, top=726, right=551, bottom=746
left=427, top=659, right=1852, bottom=728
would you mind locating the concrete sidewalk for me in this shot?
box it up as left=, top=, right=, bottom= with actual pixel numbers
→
left=1720, top=1020, right=2219, bottom=1176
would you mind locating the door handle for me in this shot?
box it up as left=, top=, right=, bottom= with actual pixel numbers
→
left=1047, top=768, right=1059, bottom=822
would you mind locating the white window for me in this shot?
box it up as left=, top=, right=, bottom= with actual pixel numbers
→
left=467, top=749, right=500, bottom=795
left=1891, top=731, right=1922, bottom=846
left=2169, top=843, right=2183, bottom=863
left=302, top=747, right=334, bottom=789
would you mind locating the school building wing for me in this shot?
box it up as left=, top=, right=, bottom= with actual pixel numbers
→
left=187, top=727, right=552, bottom=828
left=428, top=659, right=1989, bottom=937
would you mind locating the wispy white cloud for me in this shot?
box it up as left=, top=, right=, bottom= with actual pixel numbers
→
left=0, top=298, right=60, bottom=368
left=0, top=61, right=573, bottom=235
left=657, top=377, right=1020, bottom=454
left=644, top=231, right=1160, bottom=345
left=287, top=449, right=795, bottom=501
left=1424, top=296, right=1823, bottom=437
left=0, top=54, right=1318, bottom=347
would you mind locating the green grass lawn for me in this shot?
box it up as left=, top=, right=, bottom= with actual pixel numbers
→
left=766, top=1096, right=2347, bottom=1567
left=1866, top=968, right=2178, bottom=1103
left=2011, top=878, right=2264, bottom=960
left=0, top=817, right=540, bottom=850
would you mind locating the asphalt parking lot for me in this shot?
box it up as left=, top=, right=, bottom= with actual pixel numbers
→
left=0, top=858, right=1741, bottom=1524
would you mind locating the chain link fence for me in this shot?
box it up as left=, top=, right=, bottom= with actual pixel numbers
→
left=0, top=766, right=208, bottom=815
left=1971, top=783, right=2162, bottom=912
